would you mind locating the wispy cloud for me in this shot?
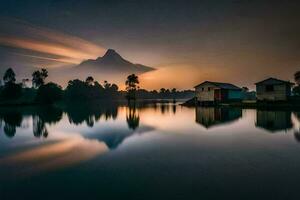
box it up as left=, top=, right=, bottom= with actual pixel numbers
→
left=0, top=18, right=106, bottom=67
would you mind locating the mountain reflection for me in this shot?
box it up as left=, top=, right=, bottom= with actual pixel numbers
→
left=195, top=107, right=242, bottom=128
left=255, top=110, right=293, bottom=133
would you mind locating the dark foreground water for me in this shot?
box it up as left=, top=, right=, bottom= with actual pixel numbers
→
left=0, top=103, right=300, bottom=200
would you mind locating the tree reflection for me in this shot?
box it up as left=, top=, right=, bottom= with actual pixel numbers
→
left=0, top=106, right=62, bottom=138
left=126, top=105, right=140, bottom=130
left=33, top=116, right=49, bottom=138
left=294, top=131, right=300, bottom=143
left=160, top=104, right=168, bottom=114
left=293, top=112, right=300, bottom=142
left=0, top=112, right=23, bottom=138
left=172, top=104, right=177, bottom=114
left=65, top=103, right=118, bottom=127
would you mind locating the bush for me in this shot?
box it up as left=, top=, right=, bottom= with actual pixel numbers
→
left=293, top=86, right=300, bottom=96
left=0, top=83, right=22, bottom=100
left=35, top=82, right=63, bottom=104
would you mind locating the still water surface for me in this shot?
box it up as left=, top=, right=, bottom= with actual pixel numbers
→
left=0, top=103, right=300, bottom=199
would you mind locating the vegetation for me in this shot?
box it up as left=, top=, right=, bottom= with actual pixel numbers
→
left=1, top=68, right=22, bottom=100
left=0, top=67, right=193, bottom=106
left=32, top=68, right=48, bottom=88
left=35, top=82, right=63, bottom=104
left=295, top=71, right=300, bottom=85
left=125, top=74, right=139, bottom=101
left=3, top=68, right=16, bottom=84
left=64, top=79, right=119, bottom=102
left=293, top=71, right=300, bottom=96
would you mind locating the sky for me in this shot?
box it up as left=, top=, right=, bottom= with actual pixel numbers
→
left=0, top=0, right=299, bottom=90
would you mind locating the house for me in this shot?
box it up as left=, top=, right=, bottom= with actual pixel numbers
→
left=194, top=81, right=242, bottom=103
left=255, top=78, right=294, bottom=101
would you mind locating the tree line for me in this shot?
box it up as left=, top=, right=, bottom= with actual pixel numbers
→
left=0, top=68, right=194, bottom=105
left=294, top=71, right=300, bottom=96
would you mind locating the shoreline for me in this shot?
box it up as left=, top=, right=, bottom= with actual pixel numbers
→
left=181, top=98, right=300, bottom=110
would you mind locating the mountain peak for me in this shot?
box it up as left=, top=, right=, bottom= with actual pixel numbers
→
left=76, top=49, right=155, bottom=74
left=102, top=49, right=122, bottom=59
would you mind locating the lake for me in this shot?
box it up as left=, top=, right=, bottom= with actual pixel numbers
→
left=0, top=103, right=300, bottom=200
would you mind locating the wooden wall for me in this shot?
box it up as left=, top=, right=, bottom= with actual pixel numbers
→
left=195, top=83, right=218, bottom=101
left=256, top=84, right=289, bottom=101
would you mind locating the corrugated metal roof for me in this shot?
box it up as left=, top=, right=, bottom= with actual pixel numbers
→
left=255, top=77, right=294, bottom=85
left=194, top=81, right=241, bottom=90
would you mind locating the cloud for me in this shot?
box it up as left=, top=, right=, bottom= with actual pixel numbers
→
left=0, top=18, right=106, bottom=67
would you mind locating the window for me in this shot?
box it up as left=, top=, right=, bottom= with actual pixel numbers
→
left=265, top=85, right=274, bottom=92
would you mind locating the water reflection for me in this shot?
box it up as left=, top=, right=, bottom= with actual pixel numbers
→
left=0, top=107, right=62, bottom=138
left=195, top=107, right=242, bottom=128
left=126, top=105, right=140, bottom=130
left=65, top=103, right=118, bottom=127
left=255, top=110, right=293, bottom=133
left=2, top=104, right=300, bottom=197
left=0, top=136, right=109, bottom=176
left=1, top=112, right=23, bottom=138
left=293, top=112, right=300, bottom=142
left=172, top=104, right=177, bottom=114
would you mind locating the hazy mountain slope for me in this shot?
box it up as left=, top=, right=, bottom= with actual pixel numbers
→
left=76, top=49, right=155, bottom=74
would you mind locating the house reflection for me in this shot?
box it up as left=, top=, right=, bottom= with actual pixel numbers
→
left=195, top=107, right=242, bottom=128
left=255, top=110, right=292, bottom=133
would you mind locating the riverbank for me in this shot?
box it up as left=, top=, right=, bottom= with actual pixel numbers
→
left=0, top=98, right=184, bottom=108
left=182, top=98, right=300, bottom=110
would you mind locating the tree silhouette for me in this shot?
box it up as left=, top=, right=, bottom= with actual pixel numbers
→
left=3, top=68, right=16, bottom=84
left=295, top=71, right=300, bottom=85
left=293, top=71, right=300, bottom=96
left=32, top=68, right=48, bottom=88
left=35, top=82, right=63, bottom=104
left=1, top=68, right=22, bottom=99
left=160, top=88, right=166, bottom=93
left=103, top=80, right=111, bottom=90
left=125, top=74, right=139, bottom=101
left=86, top=76, right=94, bottom=85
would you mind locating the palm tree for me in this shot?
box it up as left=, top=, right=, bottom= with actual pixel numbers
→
left=32, top=68, right=48, bottom=88
left=3, top=68, right=16, bottom=84
left=125, top=74, right=139, bottom=101
left=295, top=71, right=300, bottom=85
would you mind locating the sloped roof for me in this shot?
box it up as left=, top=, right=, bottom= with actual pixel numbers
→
left=255, top=77, right=294, bottom=85
left=194, top=81, right=241, bottom=90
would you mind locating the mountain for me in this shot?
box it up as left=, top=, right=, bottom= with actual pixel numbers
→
left=48, top=49, right=155, bottom=87
left=76, top=49, right=155, bottom=74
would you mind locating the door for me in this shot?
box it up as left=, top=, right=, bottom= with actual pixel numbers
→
left=214, top=89, right=221, bottom=101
